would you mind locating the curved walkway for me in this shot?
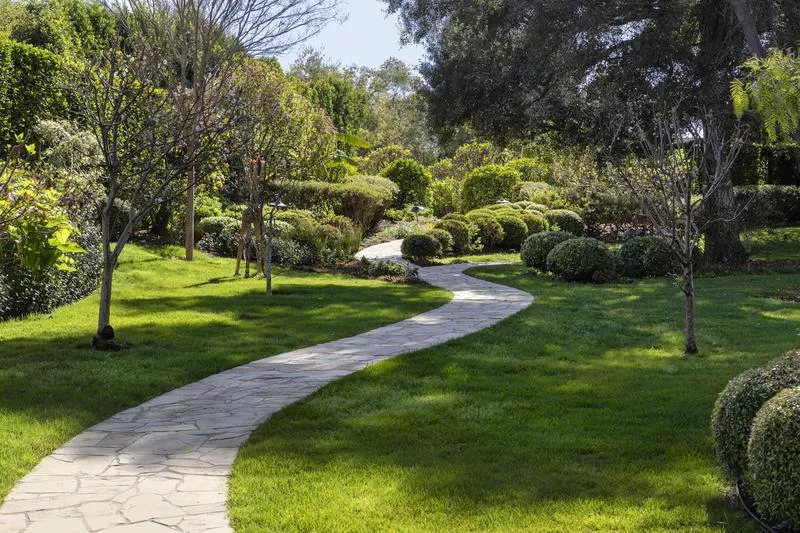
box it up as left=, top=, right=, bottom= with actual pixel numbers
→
left=0, top=241, right=531, bottom=533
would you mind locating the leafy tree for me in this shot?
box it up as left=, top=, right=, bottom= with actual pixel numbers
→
left=10, top=0, right=115, bottom=56
left=357, top=144, right=412, bottom=175
left=232, top=59, right=335, bottom=292
left=359, top=58, right=439, bottom=164
left=380, top=158, right=431, bottom=207
left=383, top=0, right=800, bottom=264
left=732, top=50, right=800, bottom=144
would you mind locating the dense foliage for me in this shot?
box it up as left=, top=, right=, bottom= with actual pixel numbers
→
left=460, top=164, right=521, bottom=212
left=546, top=237, right=615, bottom=283
left=520, top=231, right=574, bottom=270
left=401, top=233, right=441, bottom=262
left=619, top=236, right=672, bottom=278
left=380, top=158, right=431, bottom=207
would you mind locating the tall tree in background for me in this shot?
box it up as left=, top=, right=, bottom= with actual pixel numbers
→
left=383, top=0, right=800, bottom=264
left=126, top=0, right=341, bottom=261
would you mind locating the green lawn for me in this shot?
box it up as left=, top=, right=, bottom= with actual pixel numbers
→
left=229, top=267, right=800, bottom=532
left=745, top=227, right=800, bottom=262
left=439, top=252, right=521, bottom=264
left=0, top=245, right=450, bottom=502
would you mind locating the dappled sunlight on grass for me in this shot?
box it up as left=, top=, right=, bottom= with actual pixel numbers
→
left=0, top=245, right=450, bottom=502
left=230, top=265, right=800, bottom=532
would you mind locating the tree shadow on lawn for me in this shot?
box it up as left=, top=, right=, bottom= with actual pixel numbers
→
left=231, top=271, right=800, bottom=531
left=0, top=279, right=448, bottom=501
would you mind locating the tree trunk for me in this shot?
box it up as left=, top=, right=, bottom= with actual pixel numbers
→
left=185, top=165, right=195, bottom=261
left=703, top=177, right=747, bottom=264
left=97, top=211, right=116, bottom=335
left=684, top=279, right=698, bottom=355
left=727, top=0, right=766, bottom=58
left=264, top=208, right=273, bottom=295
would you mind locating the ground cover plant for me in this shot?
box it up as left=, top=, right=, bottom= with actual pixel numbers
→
left=0, top=244, right=450, bottom=502
left=229, top=266, right=800, bottom=532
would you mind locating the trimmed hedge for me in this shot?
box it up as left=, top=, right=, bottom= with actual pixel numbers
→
left=545, top=209, right=586, bottom=236
left=401, top=234, right=441, bottom=262
left=619, top=236, right=672, bottom=278
left=520, top=231, right=574, bottom=270
left=711, top=351, right=800, bottom=485
left=197, top=216, right=240, bottom=257
left=734, top=185, right=800, bottom=229
left=546, top=237, right=615, bottom=283
left=381, top=158, right=432, bottom=207
left=461, top=164, right=522, bottom=212
left=282, top=176, right=399, bottom=232
left=426, top=228, right=454, bottom=255
left=464, top=211, right=505, bottom=251
left=747, top=387, right=800, bottom=529
left=434, top=219, right=471, bottom=253
left=519, top=212, right=549, bottom=234
left=495, top=213, right=528, bottom=250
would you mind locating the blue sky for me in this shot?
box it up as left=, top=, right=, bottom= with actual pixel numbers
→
left=277, top=0, right=426, bottom=70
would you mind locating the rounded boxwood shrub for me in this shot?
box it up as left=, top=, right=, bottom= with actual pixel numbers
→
left=747, top=387, right=800, bottom=528
left=381, top=158, right=432, bottom=207
left=464, top=211, right=504, bottom=251
left=426, top=228, right=454, bottom=255
left=519, top=212, right=549, bottom=234
left=711, top=351, right=800, bottom=484
left=401, top=233, right=442, bottom=263
left=495, top=213, right=528, bottom=249
left=196, top=216, right=239, bottom=241
left=546, top=237, right=615, bottom=282
left=442, top=213, right=469, bottom=224
left=520, top=231, right=574, bottom=270
left=619, top=236, right=673, bottom=278
left=460, top=164, right=522, bottom=212
left=434, top=219, right=471, bottom=253
left=545, top=209, right=586, bottom=236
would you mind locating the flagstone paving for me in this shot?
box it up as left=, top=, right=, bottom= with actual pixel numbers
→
left=0, top=241, right=531, bottom=532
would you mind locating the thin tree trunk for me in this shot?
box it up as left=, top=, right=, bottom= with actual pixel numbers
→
left=264, top=208, right=273, bottom=295
left=685, top=280, right=698, bottom=355
left=97, top=210, right=116, bottom=335
left=185, top=165, right=195, bottom=261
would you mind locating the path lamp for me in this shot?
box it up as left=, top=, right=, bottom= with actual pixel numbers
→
left=496, top=198, right=511, bottom=205
left=409, top=204, right=425, bottom=226
left=265, top=195, right=287, bottom=295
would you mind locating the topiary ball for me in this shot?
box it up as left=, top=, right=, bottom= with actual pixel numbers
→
left=401, top=233, right=442, bottom=263
left=546, top=237, right=615, bottom=282
left=712, top=351, right=800, bottom=485
left=545, top=209, right=586, bottom=236
left=519, top=212, right=549, bottom=234
left=619, top=236, right=673, bottom=278
left=520, top=231, right=574, bottom=270
left=495, top=214, right=529, bottom=250
left=747, top=386, right=800, bottom=529
left=434, top=219, right=472, bottom=253
left=426, top=228, right=454, bottom=255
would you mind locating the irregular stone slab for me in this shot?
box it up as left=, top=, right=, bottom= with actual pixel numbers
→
left=0, top=241, right=530, bottom=532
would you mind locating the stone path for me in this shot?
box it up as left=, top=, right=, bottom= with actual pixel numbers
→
left=0, top=240, right=531, bottom=533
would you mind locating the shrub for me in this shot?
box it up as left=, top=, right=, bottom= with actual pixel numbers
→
left=734, top=185, right=800, bottom=229
left=562, top=187, right=646, bottom=239
left=283, top=176, right=398, bottom=232
left=747, top=387, right=800, bottom=528
left=197, top=217, right=240, bottom=257
left=546, top=237, right=615, bottom=282
left=196, top=216, right=239, bottom=241
left=401, top=234, right=442, bottom=262
left=442, top=213, right=469, bottom=223
left=520, top=181, right=566, bottom=208
left=460, top=164, right=522, bottom=211
left=426, top=228, right=454, bottom=255
left=428, top=178, right=460, bottom=217
left=357, top=145, right=413, bottom=175
left=513, top=201, right=549, bottom=213
left=711, top=351, right=800, bottom=484
left=507, top=157, right=551, bottom=182
left=495, top=214, right=528, bottom=249
left=1, top=208, right=101, bottom=320
left=359, top=257, right=419, bottom=280
left=434, top=219, right=471, bottom=253
left=545, top=209, right=586, bottom=235
left=464, top=211, right=505, bottom=251
left=381, top=158, right=432, bottom=207
left=520, top=231, right=575, bottom=269
left=619, top=236, right=673, bottom=278
left=519, top=212, right=549, bottom=234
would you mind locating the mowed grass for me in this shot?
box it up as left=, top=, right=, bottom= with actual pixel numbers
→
left=229, top=267, right=800, bottom=532
left=0, top=245, right=450, bottom=502
left=745, top=226, right=800, bottom=262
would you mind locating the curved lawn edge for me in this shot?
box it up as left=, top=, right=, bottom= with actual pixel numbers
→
left=0, top=245, right=531, bottom=533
